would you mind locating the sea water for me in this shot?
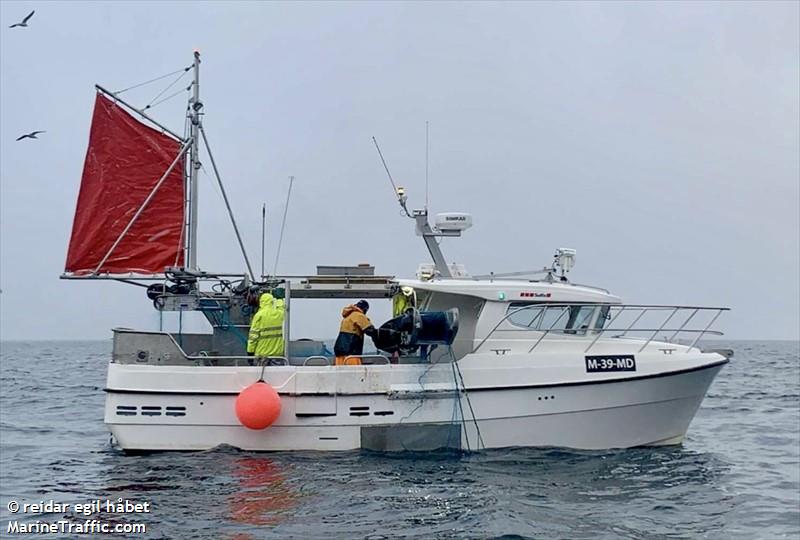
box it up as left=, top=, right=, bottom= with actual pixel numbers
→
left=0, top=340, right=798, bottom=539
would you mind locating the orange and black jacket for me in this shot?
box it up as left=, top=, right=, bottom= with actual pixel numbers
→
left=334, top=305, right=377, bottom=357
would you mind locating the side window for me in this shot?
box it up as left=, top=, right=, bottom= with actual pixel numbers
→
left=507, top=304, right=599, bottom=334
left=507, top=303, right=545, bottom=328
left=564, top=306, right=596, bottom=334
left=535, top=306, right=564, bottom=330
left=594, top=306, right=611, bottom=329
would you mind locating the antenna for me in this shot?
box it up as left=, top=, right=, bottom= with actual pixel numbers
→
left=372, top=136, right=411, bottom=217
left=425, top=121, right=429, bottom=211
left=260, top=203, right=266, bottom=279
left=273, top=176, right=294, bottom=276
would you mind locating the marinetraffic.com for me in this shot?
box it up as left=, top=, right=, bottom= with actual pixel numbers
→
left=6, top=498, right=149, bottom=535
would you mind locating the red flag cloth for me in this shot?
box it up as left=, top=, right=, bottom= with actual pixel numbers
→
left=65, top=93, right=185, bottom=275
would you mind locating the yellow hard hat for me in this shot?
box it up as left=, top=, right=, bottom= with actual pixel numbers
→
left=401, top=286, right=414, bottom=296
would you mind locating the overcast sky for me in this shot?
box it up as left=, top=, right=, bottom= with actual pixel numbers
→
left=1, top=1, right=798, bottom=341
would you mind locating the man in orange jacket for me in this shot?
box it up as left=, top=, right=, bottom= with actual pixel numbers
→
left=334, top=300, right=378, bottom=366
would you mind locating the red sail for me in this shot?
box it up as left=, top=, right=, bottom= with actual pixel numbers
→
left=65, top=93, right=185, bottom=275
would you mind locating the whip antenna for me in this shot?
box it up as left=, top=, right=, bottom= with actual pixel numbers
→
left=372, top=136, right=411, bottom=217
left=425, top=121, right=429, bottom=211
left=273, top=176, right=294, bottom=276
left=260, top=203, right=266, bottom=279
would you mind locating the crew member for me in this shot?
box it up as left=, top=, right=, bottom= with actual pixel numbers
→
left=247, top=291, right=285, bottom=362
left=392, top=286, right=416, bottom=317
left=334, top=300, right=377, bottom=366
left=272, top=287, right=286, bottom=311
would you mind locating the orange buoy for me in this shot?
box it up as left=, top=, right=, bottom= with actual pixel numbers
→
left=235, top=381, right=282, bottom=430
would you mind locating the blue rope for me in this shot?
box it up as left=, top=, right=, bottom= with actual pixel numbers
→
left=198, top=301, right=248, bottom=345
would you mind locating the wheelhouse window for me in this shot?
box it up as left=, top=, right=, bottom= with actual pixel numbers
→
left=594, top=305, right=611, bottom=330
left=506, top=303, right=601, bottom=335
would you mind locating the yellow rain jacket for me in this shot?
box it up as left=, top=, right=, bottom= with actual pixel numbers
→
left=247, top=293, right=285, bottom=358
left=334, top=305, right=375, bottom=365
left=392, top=288, right=415, bottom=317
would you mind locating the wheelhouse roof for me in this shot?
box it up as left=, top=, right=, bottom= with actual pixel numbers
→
left=276, top=274, right=620, bottom=304
left=397, top=278, right=622, bottom=304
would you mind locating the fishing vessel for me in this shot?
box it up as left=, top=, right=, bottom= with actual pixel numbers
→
left=62, top=53, right=731, bottom=452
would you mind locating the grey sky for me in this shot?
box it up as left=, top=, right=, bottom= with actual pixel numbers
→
left=1, top=1, right=798, bottom=341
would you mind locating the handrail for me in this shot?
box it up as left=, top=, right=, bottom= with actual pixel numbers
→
left=496, top=327, right=724, bottom=334
left=669, top=308, right=699, bottom=342
left=620, top=308, right=647, bottom=337
left=527, top=306, right=569, bottom=353
left=585, top=306, right=625, bottom=352
left=234, top=356, right=288, bottom=367
left=472, top=303, right=729, bottom=355
left=638, top=307, right=679, bottom=352
left=687, top=309, right=724, bottom=352
left=303, top=356, right=331, bottom=366
left=343, top=354, right=391, bottom=365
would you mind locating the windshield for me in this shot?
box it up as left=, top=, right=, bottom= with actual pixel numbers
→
left=506, top=303, right=600, bottom=335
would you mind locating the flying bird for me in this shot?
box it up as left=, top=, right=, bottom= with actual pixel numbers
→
left=9, top=10, right=35, bottom=28
left=16, top=130, right=45, bottom=141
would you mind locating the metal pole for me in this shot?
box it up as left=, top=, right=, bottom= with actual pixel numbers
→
left=372, top=136, right=411, bottom=217
left=199, top=125, right=255, bottom=281
left=668, top=308, right=699, bottom=343
left=261, top=204, right=266, bottom=280
left=93, top=140, right=192, bottom=274
left=639, top=307, right=679, bottom=352
left=414, top=211, right=452, bottom=277
left=284, top=279, right=291, bottom=360
left=187, top=50, right=202, bottom=271
left=529, top=306, right=570, bottom=353
left=621, top=308, right=647, bottom=337
left=686, top=309, right=723, bottom=352
left=585, top=305, right=624, bottom=353
left=95, top=85, right=185, bottom=142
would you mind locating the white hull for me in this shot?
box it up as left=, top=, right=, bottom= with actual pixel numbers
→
left=106, top=360, right=725, bottom=452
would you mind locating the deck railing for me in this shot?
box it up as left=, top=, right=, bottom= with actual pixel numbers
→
left=472, top=304, right=730, bottom=354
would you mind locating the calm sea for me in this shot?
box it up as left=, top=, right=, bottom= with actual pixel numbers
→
left=0, top=340, right=798, bottom=539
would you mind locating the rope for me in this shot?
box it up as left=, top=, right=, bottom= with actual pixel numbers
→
left=114, top=66, right=191, bottom=95
left=451, top=348, right=485, bottom=450
left=144, top=84, right=192, bottom=111
left=260, top=359, right=267, bottom=381
left=450, top=358, right=471, bottom=452
left=198, top=301, right=248, bottom=345
left=396, top=359, right=438, bottom=453
left=146, top=68, right=192, bottom=108
left=446, top=357, right=462, bottom=452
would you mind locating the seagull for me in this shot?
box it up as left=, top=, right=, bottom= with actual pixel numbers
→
left=9, top=10, right=35, bottom=28
left=16, top=130, right=45, bottom=141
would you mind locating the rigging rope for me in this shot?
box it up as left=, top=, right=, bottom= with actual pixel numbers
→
left=144, top=84, right=192, bottom=111
left=114, top=66, right=191, bottom=95
left=146, top=68, right=192, bottom=108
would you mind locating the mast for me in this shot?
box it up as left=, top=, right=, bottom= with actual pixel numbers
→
left=186, top=50, right=202, bottom=271
left=414, top=210, right=452, bottom=278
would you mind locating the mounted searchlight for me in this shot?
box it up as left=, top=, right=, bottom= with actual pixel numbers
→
left=554, top=248, right=576, bottom=276
left=434, top=212, right=473, bottom=235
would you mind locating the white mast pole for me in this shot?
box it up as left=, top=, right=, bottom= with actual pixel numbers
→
left=187, top=50, right=202, bottom=270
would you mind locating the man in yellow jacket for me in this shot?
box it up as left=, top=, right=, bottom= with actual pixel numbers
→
left=247, top=292, right=285, bottom=360
left=334, top=300, right=377, bottom=366
left=392, top=286, right=416, bottom=317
